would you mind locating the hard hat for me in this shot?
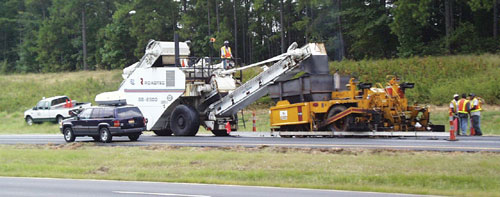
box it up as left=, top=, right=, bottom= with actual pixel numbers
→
left=224, top=40, right=229, bottom=44
left=469, top=93, right=476, bottom=97
left=453, top=94, right=459, bottom=98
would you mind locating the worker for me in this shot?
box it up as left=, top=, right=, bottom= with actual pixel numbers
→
left=449, top=94, right=460, bottom=134
left=469, top=93, right=483, bottom=136
left=220, top=40, right=233, bottom=69
left=457, top=93, right=470, bottom=136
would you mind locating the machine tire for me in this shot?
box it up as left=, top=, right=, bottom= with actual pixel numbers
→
left=56, top=115, right=64, bottom=124
left=153, top=129, right=173, bottom=136
left=211, top=130, right=230, bottom=136
left=92, top=136, right=100, bottom=142
left=63, top=127, right=76, bottom=143
left=99, top=127, right=113, bottom=143
left=128, top=133, right=141, bottom=141
left=170, top=105, right=200, bottom=136
left=326, top=105, right=352, bottom=131
left=25, top=116, right=34, bottom=126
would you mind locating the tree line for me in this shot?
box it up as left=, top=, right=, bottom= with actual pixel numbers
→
left=0, top=0, right=499, bottom=73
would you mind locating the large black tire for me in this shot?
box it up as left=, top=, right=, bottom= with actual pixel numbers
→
left=63, top=127, right=76, bottom=142
left=211, top=129, right=230, bottom=136
left=25, top=116, right=33, bottom=126
left=326, top=105, right=352, bottom=131
left=170, top=105, right=200, bottom=136
left=153, top=129, right=173, bottom=136
left=92, top=136, right=100, bottom=142
left=99, top=127, right=113, bottom=143
left=128, top=133, right=141, bottom=141
left=56, top=115, right=64, bottom=124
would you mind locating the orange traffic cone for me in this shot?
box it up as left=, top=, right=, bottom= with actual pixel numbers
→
left=449, top=117, right=457, bottom=141
left=225, top=122, right=231, bottom=134
left=470, top=119, right=476, bottom=136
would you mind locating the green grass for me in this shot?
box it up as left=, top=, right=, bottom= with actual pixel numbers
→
left=0, top=70, right=123, bottom=113
left=331, top=54, right=500, bottom=105
left=0, top=144, right=499, bottom=196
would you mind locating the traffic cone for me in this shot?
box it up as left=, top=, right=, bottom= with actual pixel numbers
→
left=225, top=122, right=231, bottom=134
left=448, top=117, right=457, bottom=141
left=469, top=118, right=475, bottom=136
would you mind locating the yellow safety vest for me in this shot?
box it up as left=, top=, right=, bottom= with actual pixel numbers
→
left=221, top=46, right=232, bottom=58
left=450, top=99, right=458, bottom=113
left=458, top=99, right=469, bottom=114
left=470, top=98, right=482, bottom=112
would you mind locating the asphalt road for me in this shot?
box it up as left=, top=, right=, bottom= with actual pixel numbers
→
left=0, top=132, right=499, bottom=152
left=0, top=177, right=422, bottom=197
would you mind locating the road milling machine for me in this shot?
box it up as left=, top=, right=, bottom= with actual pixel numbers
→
left=96, top=36, right=323, bottom=136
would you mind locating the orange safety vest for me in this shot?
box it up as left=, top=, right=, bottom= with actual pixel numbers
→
left=470, top=98, right=482, bottom=112
left=457, top=99, right=469, bottom=114
left=221, top=46, right=232, bottom=58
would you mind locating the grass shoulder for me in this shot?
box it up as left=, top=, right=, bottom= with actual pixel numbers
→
left=0, top=144, right=499, bottom=196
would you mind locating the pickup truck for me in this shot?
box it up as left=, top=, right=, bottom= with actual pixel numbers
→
left=24, top=96, right=91, bottom=125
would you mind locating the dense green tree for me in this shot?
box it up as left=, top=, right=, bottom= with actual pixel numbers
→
left=1, top=0, right=500, bottom=73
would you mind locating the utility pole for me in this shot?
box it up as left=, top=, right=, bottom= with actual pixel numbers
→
left=233, top=0, right=238, bottom=60
left=82, top=6, right=88, bottom=70
left=280, top=0, right=285, bottom=53
left=216, top=0, right=220, bottom=32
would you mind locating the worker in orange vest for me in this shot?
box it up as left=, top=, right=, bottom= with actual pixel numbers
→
left=220, top=40, right=233, bottom=69
left=457, top=93, right=470, bottom=136
left=449, top=94, right=460, bottom=134
left=469, top=93, right=483, bottom=136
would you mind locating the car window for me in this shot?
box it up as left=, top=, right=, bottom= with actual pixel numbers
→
left=91, top=108, right=101, bottom=119
left=36, top=101, right=44, bottom=110
left=116, top=107, right=143, bottom=118
left=52, top=97, right=69, bottom=106
left=79, top=109, right=92, bottom=120
left=101, top=108, right=114, bottom=118
left=43, top=101, right=50, bottom=110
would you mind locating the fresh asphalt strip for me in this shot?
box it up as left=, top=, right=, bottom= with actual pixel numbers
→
left=0, top=133, right=499, bottom=152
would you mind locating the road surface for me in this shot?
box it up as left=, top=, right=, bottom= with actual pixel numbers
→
left=0, top=177, right=423, bottom=197
left=0, top=133, right=499, bottom=152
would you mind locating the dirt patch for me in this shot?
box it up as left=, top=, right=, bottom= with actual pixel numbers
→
left=88, top=166, right=110, bottom=174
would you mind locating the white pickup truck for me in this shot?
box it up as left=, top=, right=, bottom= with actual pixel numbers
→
left=24, top=96, right=91, bottom=125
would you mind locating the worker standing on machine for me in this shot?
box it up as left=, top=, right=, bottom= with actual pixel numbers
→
left=449, top=94, right=460, bottom=135
left=457, top=93, right=470, bottom=136
left=469, top=93, right=483, bottom=136
left=220, top=40, right=233, bottom=69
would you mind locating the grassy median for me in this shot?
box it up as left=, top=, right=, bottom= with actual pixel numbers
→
left=0, top=144, right=499, bottom=196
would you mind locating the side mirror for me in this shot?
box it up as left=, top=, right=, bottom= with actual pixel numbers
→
left=32, top=107, right=37, bottom=110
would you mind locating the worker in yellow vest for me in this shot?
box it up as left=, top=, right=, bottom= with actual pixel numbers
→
left=457, top=93, right=470, bottom=136
left=220, top=40, right=233, bottom=69
left=469, top=93, right=483, bottom=136
left=449, top=94, right=460, bottom=134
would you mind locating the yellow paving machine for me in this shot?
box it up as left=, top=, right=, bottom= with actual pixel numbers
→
left=269, top=73, right=445, bottom=137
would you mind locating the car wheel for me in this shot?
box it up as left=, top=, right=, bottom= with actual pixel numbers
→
left=128, top=133, right=141, bottom=141
left=99, top=127, right=112, bottom=143
left=170, top=105, right=200, bottom=136
left=92, top=136, right=100, bottom=142
left=26, top=116, right=33, bottom=126
left=56, top=115, right=64, bottom=124
left=63, top=127, right=76, bottom=142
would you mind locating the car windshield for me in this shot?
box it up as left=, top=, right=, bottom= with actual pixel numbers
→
left=116, top=107, right=143, bottom=119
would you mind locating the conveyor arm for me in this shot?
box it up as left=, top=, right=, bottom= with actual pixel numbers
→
left=207, top=43, right=324, bottom=119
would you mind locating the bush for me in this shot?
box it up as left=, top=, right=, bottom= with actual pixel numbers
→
left=330, top=54, right=500, bottom=105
